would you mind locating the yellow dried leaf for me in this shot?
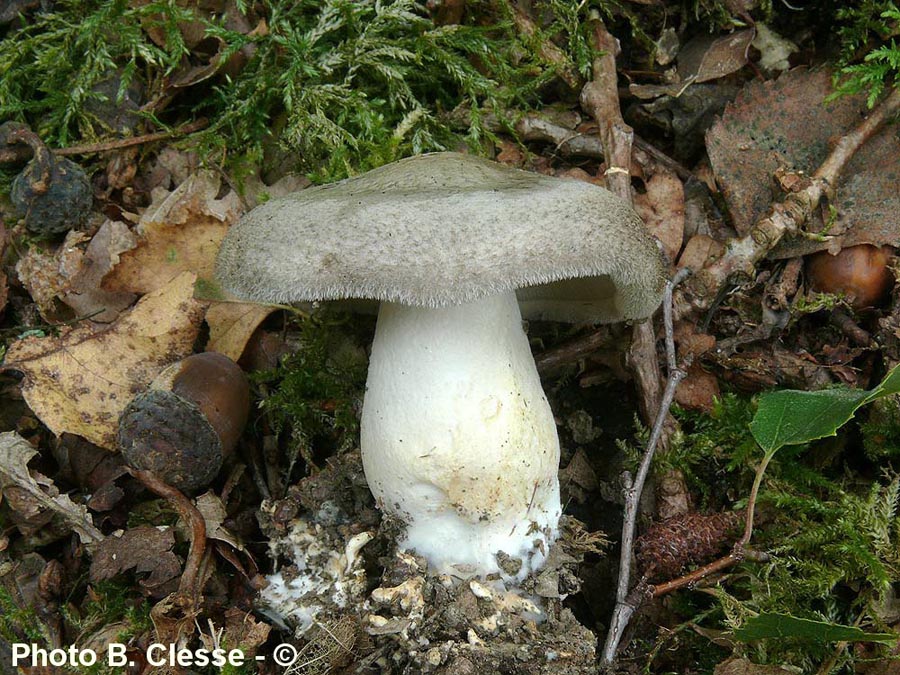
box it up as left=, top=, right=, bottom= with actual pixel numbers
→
left=2, top=272, right=204, bottom=450
left=103, top=172, right=241, bottom=295
left=205, top=302, right=275, bottom=362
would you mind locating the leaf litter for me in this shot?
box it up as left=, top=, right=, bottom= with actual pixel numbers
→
left=707, top=67, right=900, bottom=255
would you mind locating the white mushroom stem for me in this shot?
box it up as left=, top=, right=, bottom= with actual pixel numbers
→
left=361, top=292, right=561, bottom=579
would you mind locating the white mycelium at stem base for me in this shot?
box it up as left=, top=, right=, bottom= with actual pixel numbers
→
left=361, top=291, right=561, bottom=579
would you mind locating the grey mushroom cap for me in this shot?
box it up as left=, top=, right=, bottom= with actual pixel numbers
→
left=215, top=152, right=668, bottom=323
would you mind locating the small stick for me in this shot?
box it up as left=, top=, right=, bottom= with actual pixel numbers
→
left=650, top=548, right=770, bottom=597
left=830, top=308, right=873, bottom=348
left=601, top=271, right=691, bottom=665
left=130, top=468, right=207, bottom=598
left=534, top=328, right=613, bottom=373
left=54, top=118, right=209, bottom=156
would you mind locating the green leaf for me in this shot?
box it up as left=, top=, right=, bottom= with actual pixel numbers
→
left=750, top=364, right=900, bottom=454
left=732, top=612, right=897, bottom=644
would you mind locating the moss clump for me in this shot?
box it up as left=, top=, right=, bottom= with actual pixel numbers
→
left=0, top=0, right=606, bottom=179
left=831, top=1, right=900, bottom=106
left=658, top=395, right=900, bottom=671
left=254, top=311, right=368, bottom=479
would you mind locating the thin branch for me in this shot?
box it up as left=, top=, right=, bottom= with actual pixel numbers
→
left=54, top=118, right=209, bottom=156
left=534, top=328, right=613, bottom=373
left=601, top=275, right=691, bottom=665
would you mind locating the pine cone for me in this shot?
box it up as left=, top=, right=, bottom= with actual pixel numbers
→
left=635, top=510, right=743, bottom=581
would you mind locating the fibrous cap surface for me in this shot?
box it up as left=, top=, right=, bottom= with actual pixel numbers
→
left=216, top=152, right=667, bottom=323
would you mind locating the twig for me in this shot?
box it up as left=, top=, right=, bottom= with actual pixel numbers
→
left=130, top=468, right=207, bottom=598
left=579, top=16, right=632, bottom=204
left=601, top=271, right=691, bottom=666
left=650, top=548, right=769, bottom=597
left=578, top=15, right=683, bottom=466
left=677, top=87, right=900, bottom=317
left=54, top=118, right=209, bottom=156
left=632, top=135, right=695, bottom=183
left=514, top=115, right=606, bottom=159
left=830, top=308, right=874, bottom=348
left=534, top=327, right=613, bottom=373
left=581, top=5, right=690, bottom=507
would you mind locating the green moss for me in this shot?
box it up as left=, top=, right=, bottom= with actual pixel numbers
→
left=831, top=1, right=900, bottom=107
left=861, top=395, right=900, bottom=460
left=0, top=586, right=47, bottom=643
left=254, top=309, right=368, bottom=477
left=661, top=394, right=900, bottom=670
left=0, top=0, right=610, bottom=179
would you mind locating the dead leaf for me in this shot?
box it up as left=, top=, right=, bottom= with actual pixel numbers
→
left=631, top=29, right=754, bottom=99
left=679, top=29, right=754, bottom=84
left=678, top=234, right=725, bottom=271
left=496, top=140, right=526, bottom=167
left=675, top=363, right=720, bottom=412
left=2, top=272, right=204, bottom=450
left=706, top=67, right=900, bottom=253
left=103, top=172, right=242, bottom=295
left=222, top=608, right=271, bottom=658
left=0, top=432, right=104, bottom=546
left=198, top=611, right=271, bottom=661
left=61, top=220, right=138, bottom=322
left=15, top=240, right=77, bottom=320
left=14, top=223, right=137, bottom=322
left=634, top=170, right=685, bottom=261
left=194, top=491, right=244, bottom=551
left=205, top=302, right=275, bottom=362
left=556, top=167, right=605, bottom=187
left=90, top=526, right=181, bottom=596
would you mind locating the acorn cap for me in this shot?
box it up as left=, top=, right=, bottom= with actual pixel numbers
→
left=215, top=152, right=667, bottom=323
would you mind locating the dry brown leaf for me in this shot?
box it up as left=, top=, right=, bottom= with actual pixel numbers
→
left=679, top=29, right=754, bottom=84
left=222, top=608, right=271, bottom=657
left=631, top=29, right=753, bottom=99
left=15, top=238, right=80, bottom=320
left=194, top=491, right=244, bottom=551
left=14, top=223, right=137, bottom=322
left=103, top=171, right=242, bottom=295
left=675, top=363, right=720, bottom=413
left=634, top=170, right=685, bottom=261
left=2, top=272, right=204, bottom=450
left=61, top=220, right=138, bottom=322
left=0, top=432, right=104, bottom=546
left=677, top=234, right=724, bottom=271
left=205, top=301, right=275, bottom=362
left=706, top=67, right=900, bottom=253
left=89, top=525, right=180, bottom=592
left=198, top=609, right=271, bottom=661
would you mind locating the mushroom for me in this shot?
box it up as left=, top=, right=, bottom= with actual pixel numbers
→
left=215, top=152, right=666, bottom=579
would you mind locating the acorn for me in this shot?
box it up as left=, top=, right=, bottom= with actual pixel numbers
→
left=118, top=352, right=250, bottom=492
left=4, top=126, right=92, bottom=237
left=806, top=244, right=895, bottom=310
